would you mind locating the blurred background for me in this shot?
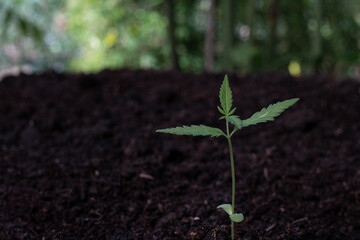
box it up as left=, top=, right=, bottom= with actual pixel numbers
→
left=0, top=0, right=359, bottom=79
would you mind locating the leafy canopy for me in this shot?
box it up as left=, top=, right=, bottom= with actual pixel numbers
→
left=156, top=75, right=299, bottom=137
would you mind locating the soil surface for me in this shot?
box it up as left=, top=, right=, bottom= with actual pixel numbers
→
left=0, top=70, right=359, bottom=240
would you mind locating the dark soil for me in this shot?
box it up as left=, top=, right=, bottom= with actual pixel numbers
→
left=0, top=70, right=359, bottom=240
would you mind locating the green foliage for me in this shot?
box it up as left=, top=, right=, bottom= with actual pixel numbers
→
left=157, top=75, right=299, bottom=239
left=0, top=0, right=75, bottom=71
left=1, top=0, right=358, bottom=76
left=65, top=0, right=168, bottom=72
left=156, top=125, right=224, bottom=137
left=0, top=0, right=46, bottom=40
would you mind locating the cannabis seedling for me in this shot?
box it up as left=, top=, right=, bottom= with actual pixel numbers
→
left=156, top=75, right=299, bottom=240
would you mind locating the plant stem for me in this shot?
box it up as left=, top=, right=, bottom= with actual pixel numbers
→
left=226, top=120, right=236, bottom=240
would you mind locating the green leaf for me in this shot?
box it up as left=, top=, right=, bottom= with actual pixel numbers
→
left=230, top=213, right=244, bottom=223
left=217, top=106, right=226, bottom=115
left=156, top=125, right=225, bottom=137
left=228, top=107, right=236, bottom=115
left=217, top=204, right=233, bottom=215
left=242, top=98, right=299, bottom=127
left=225, top=115, right=243, bottom=129
left=219, top=75, right=233, bottom=115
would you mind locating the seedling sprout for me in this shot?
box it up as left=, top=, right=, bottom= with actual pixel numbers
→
left=156, top=75, right=299, bottom=239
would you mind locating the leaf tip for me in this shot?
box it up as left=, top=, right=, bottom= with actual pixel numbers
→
left=289, top=97, right=300, bottom=103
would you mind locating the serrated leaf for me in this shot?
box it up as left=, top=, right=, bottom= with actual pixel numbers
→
left=217, top=204, right=233, bottom=215
left=230, top=213, right=244, bottom=222
left=242, top=98, right=299, bottom=127
left=217, top=106, right=226, bottom=115
left=156, top=125, right=225, bottom=137
left=219, top=75, right=233, bottom=115
left=228, top=107, right=236, bottom=116
left=225, top=115, right=242, bottom=129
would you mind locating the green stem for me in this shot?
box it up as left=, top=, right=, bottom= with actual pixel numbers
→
left=226, top=120, right=236, bottom=240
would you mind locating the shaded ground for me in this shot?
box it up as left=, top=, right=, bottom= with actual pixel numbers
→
left=0, top=70, right=359, bottom=240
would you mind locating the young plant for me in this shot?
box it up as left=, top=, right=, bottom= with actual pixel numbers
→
left=156, top=75, right=299, bottom=240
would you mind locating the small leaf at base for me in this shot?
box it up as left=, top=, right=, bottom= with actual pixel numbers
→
left=217, top=204, right=233, bottom=215
left=230, top=213, right=244, bottom=223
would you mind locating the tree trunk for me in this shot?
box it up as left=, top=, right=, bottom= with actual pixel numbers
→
left=244, top=0, right=255, bottom=72
left=267, top=0, right=278, bottom=65
left=166, top=0, right=179, bottom=71
left=221, top=0, right=234, bottom=72
left=204, top=0, right=216, bottom=72
left=313, top=0, right=323, bottom=73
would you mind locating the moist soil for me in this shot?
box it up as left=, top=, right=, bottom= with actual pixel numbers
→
left=0, top=70, right=359, bottom=240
